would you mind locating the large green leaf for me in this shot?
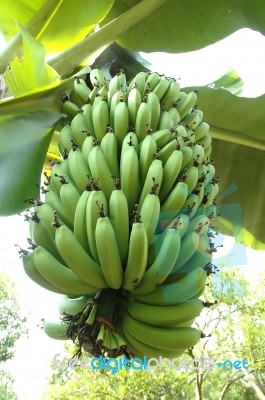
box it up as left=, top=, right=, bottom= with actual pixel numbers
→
left=49, top=0, right=168, bottom=77
left=182, top=86, right=265, bottom=249
left=101, top=0, right=265, bottom=53
left=212, top=139, right=265, bottom=251
left=0, top=28, right=71, bottom=216
left=36, top=0, right=115, bottom=53
left=0, top=112, right=61, bottom=215
left=4, top=27, right=60, bottom=96
left=0, top=0, right=114, bottom=71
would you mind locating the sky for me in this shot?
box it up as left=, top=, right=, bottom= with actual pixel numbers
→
left=0, top=27, right=265, bottom=399
left=140, top=27, right=265, bottom=97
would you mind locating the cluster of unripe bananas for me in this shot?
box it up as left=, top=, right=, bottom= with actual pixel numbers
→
left=19, top=68, right=220, bottom=361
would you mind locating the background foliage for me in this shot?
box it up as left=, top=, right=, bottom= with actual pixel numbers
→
left=41, top=268, right=265, bottom=399
left=0, top=269, right=28, bottom=399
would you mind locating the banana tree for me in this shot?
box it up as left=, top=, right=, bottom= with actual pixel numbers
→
left=0, top=0, right=265, bottom=250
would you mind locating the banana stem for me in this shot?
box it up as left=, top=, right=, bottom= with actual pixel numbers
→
left=95, top=288, right=121, bottom=328
left=49, top=0, right=168, bottom=77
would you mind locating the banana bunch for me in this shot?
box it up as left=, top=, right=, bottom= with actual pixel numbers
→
left=20, top=68, right=220, bottom=361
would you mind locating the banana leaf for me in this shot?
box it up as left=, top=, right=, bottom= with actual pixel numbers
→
left=0, top=28, right=72, bottom=215
left=181, top=86, right=265, bottom=250
left=0, top=0, right=114, bottom=71
left=101, top=0, right=265, bottom=53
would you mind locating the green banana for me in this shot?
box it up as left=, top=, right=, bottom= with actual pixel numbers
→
left=81, top=134, right=95, bottom=161
left=74, top=190, right=91, bottom=254
left=138, top=134, right=157, bottom=186
left=199, top=133, right=212, bottom=151
left=159, top=149, right=183, bottom=202
left=122, top=211, right=148, bottom=291
left=30, top=214, right=62, bottom=262
left=67, top=147, right=91, bottom=192
left=120, top=144, right=139, bottom=214
left=98, top=85, right=109, bottom=98
left=127, top=86, right=142, bottom=126
left=60, top=95, right=79, bottom=119
left=49, top=162, right=73, bottom=196
left=160, top=213, right=190, bottom=239
left=168, top=107, right=181, bottom=127
left=138, top=158, right=163, bottom=209
left=152, top=128, right=172, bottom=149
left=122, top=325, right=186, bottom=359
left=58, top=295, right=89, bottom=315
left=143, top=71, right=161, bottom=93
left=95, top=206, right=123, bottom=289
left=177, top=91, right=197, bottom=120
left=109, top=181, right=129, bottom=265
left=101, top=130, right=119, bottom=178
left=45, top=190, right=74, bottom=229
left=88, top=144, right=114, bottom=201
left=43, top=320, right=69, bottom=340
left=121, top=132, right=139, bottom=162
left=107, top=74, right=121, bottom=104
left=122, top=310, right=202, bottom=350
left=204, top=144, right=212, bottom=160
left=170, top=229, right=200, bottom=274
left=58, top=123, right=74, bottom=153
left=158, top=110, right=174, bottom=130
left=180, top=145, right=193, bottom=171
left=132, top=227, right=181, bottom=295
left=81, top=103, right=95, bottom=136
left=86, top=186, right=108, bottom=263
left=33, top=246, right=98, bottom=295
left=161, top=79, right=181, bottom=111
left=203, top=162, right=216, bottom=187
left=147, top=91, right=161, bottom=131
left=89, top=84, right=100, bottom=104
left=126, top=298, right=204, bottom=327
left=178, top=231, right=213, bottom=274
left=194, top=121, right=210, bottom=141
left=153, top=76, right=171, bottom=100
left=183, top=166, right=199, bottom=193
left=161, top=181, right=188, bottom=214
left=59, top=181, right=80, bottom=224
left=186, top=214, right=210, bottom=236
left=114, top=100, right=129, bottom=150
left=110, top=89, right=125, bottom=128
left=22, top=251, right=71, bottom=295
left=90, top=68, right=107, bottom=88
left=129, top=71, right=147, bottom=97
left=202, top=182, right=219, bottom=206
left=95, top=95, right=107, bottom=110
left=117, top=69, right=127, bottom=93
left=135, top=100, right=152, bottom=142
left=182, top=108, right=203, bottom=130
left=92, top=99, right=109, bottom=141
left=132, top=267, right=207, bottom=305
left=55, top=224, right=108, bottom=289
left=139, top=186, right=160, bottom=245
left=70, top=111, right=89, bottom=148
left=191, top=143, right=205, bottom=167
left=70, top=78, right=91, bottom=105
left=33, top=202, right=58, bottom=237
left=157, top=139, right=177, bottom=165
left=181, top=193, right=199, bottom=219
